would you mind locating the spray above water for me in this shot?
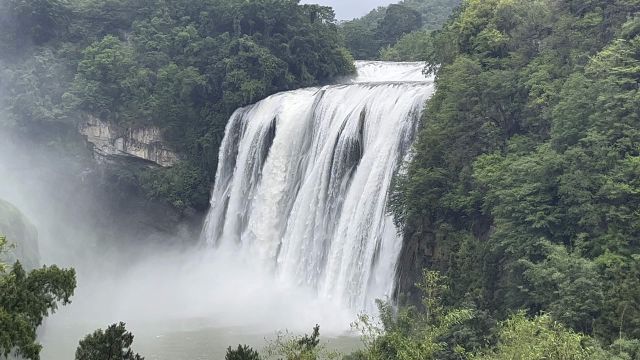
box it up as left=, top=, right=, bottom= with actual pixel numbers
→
left=202, top=61, right=435, bottom=312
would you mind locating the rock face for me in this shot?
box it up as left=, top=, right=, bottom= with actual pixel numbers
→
left=79, top=115, right=178, bottom=167
left=0, top=199, right=39, bottom=269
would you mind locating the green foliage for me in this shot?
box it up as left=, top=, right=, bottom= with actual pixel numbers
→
left=1, top=0, right=355, bottom=211
left=377, top=4, right=423, bottom=46
left=607, top=338, right=640, bottom=360
left=340, top=20, right=380, bottom=60
left=472, top=312, right=605, bottom=360
left=226, top=345, right=261, bottom=360
left=138, top=161, right=210, bottom=211
left=520, top=244, right=604, bottom=333
left=75, top=322, right=144, bottom=360
left=379, top=30, right=433, bottom=61
left=265, top=325, right=338, bottom=360
left=0, top=261, right=76, bottom=360
left=401, top=0, right=463, bottom=30
left=0, top=235, right=8, bottom=274
left=391, top=0, right=640, bottom=351
left=340, top=0, right=461, bottom=60
left=0, top=49, right=74, bottom=134
left=348, top=272, right=632, bottom=360
left=351, top=271, right=474, bottom=360
left=0, top=0, right=71, bottom=52
left=70, top=35, right=142, bottom=123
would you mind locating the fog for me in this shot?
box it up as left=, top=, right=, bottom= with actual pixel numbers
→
left=301, top=0, right=395, bottom=20
left=52, top=246, right=355, bottom=327
left=39, top=246, right=356, bottom=358
left=0, top=129, right=357, bottom=359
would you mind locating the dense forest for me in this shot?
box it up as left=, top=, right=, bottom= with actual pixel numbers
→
left=387, top=0, right=640, bottom=358
left=2, top=0, right=640, bottom=359
left=340, top=0, right=462, bottom=60
left=0, top=0, right=354, bottom=211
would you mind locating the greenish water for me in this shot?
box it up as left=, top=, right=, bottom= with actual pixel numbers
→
left=41, top=319, right=361, bottom=359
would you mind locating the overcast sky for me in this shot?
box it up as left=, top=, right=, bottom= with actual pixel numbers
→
left=301, top=0, right=396, bottom=20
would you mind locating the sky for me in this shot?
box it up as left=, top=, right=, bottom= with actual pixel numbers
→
left=300, top=0, right=397, bottom=20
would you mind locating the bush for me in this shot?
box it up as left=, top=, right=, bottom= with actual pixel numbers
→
left=75, top=322, right=144, bottom=360
left=226, top=345, right=260, bottom=360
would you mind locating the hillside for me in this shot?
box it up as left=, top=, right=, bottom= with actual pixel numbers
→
left=340, top=0, right=462, bottom=59
left=0, top=0, right=355, bottom=214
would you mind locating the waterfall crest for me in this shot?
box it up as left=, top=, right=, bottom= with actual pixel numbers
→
left=351, top=61, right=430, bottom=83
left=202, top=62, right=435, bottom=310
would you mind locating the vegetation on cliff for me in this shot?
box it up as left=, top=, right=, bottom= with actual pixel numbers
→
left=386, top=0, right=640, bottom=357
left=76, top=322, right=144, bottom=360
left=1, top=0, right=640, bottom=358
left=0, top=0, right=355, bottom=211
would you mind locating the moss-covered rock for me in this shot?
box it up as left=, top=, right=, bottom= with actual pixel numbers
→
left=0, top=198, right=39, bottom=269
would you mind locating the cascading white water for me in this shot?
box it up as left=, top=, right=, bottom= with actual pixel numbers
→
left=202, top=61, right=435, bottom=311
left=350, top=61, right=430, bottom=83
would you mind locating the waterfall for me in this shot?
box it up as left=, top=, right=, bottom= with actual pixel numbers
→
left=202, top=61, right=435, bottom=311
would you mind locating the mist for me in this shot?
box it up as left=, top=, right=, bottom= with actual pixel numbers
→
left=39, top=245, right=356, bottom=358
left=0, top=126, right=356, bottom=359
left=301, top=0, right=395, bottom=20
left=0, top=1, right=388, bottom=355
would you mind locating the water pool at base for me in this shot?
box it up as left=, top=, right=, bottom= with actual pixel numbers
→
left=41, top=319, right=361, bottom=360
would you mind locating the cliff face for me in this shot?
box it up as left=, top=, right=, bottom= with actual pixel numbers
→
left=0, top=199, right=39, bottom=269
left=394, top=215, right=493, bottom=304
left=79, top=115, right=178, bottom=167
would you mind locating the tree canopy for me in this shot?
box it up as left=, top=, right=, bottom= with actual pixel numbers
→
left=0, top=0, right=355, bottom=211
left=340, top=0, right=462, bottom=60
left=75, top=322, right=144, bottom=360
left=390, top=0, right=640, bottom=352
left=0, top=237, right=76, bottom=360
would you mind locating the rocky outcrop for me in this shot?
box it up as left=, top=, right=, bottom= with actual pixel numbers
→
left=0, top=199, right=39, bottom=269
left=79, top=115, right=178, bottom=167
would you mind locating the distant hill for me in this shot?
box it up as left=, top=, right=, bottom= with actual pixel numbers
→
left=340, top=0, right=462, bottom=59
left=401, top=0, right=463, bottom=30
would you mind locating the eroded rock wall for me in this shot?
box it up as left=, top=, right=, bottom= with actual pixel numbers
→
left=79, top=115, right=178, bottom=167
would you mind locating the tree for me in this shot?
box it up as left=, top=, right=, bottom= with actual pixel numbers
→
left=379, top=30, right=434, bottom=61
left=49, top=0, right=356, bottom=211
left=226, top=345, right=260, bottom=360
left=401, top=0, right=463, bottom=30
left=0, top=0, right=71, bottom=51
left=265, top=325, right=337, bottom=360
left=340, top=20, right=380, bottom=60
left=350, top=271, right=474, bottom=360
left=0, top=235, right=9, bottom=273
left=376, top=4, right=423, bottom=46
left=0, top=244, right=76, bottom=360
left=390, top=1, right=640, bottom=350
left=339, top=0, right=461, bottom=60
left=69, top=35, right=141, bottom=123
left=75, top=322, right=144, bottom=360
left=520, top=244, right=605, bottom=334
left=1, top=49, right=73, bottom=137
left=472, top=312, right=606, bottom=360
